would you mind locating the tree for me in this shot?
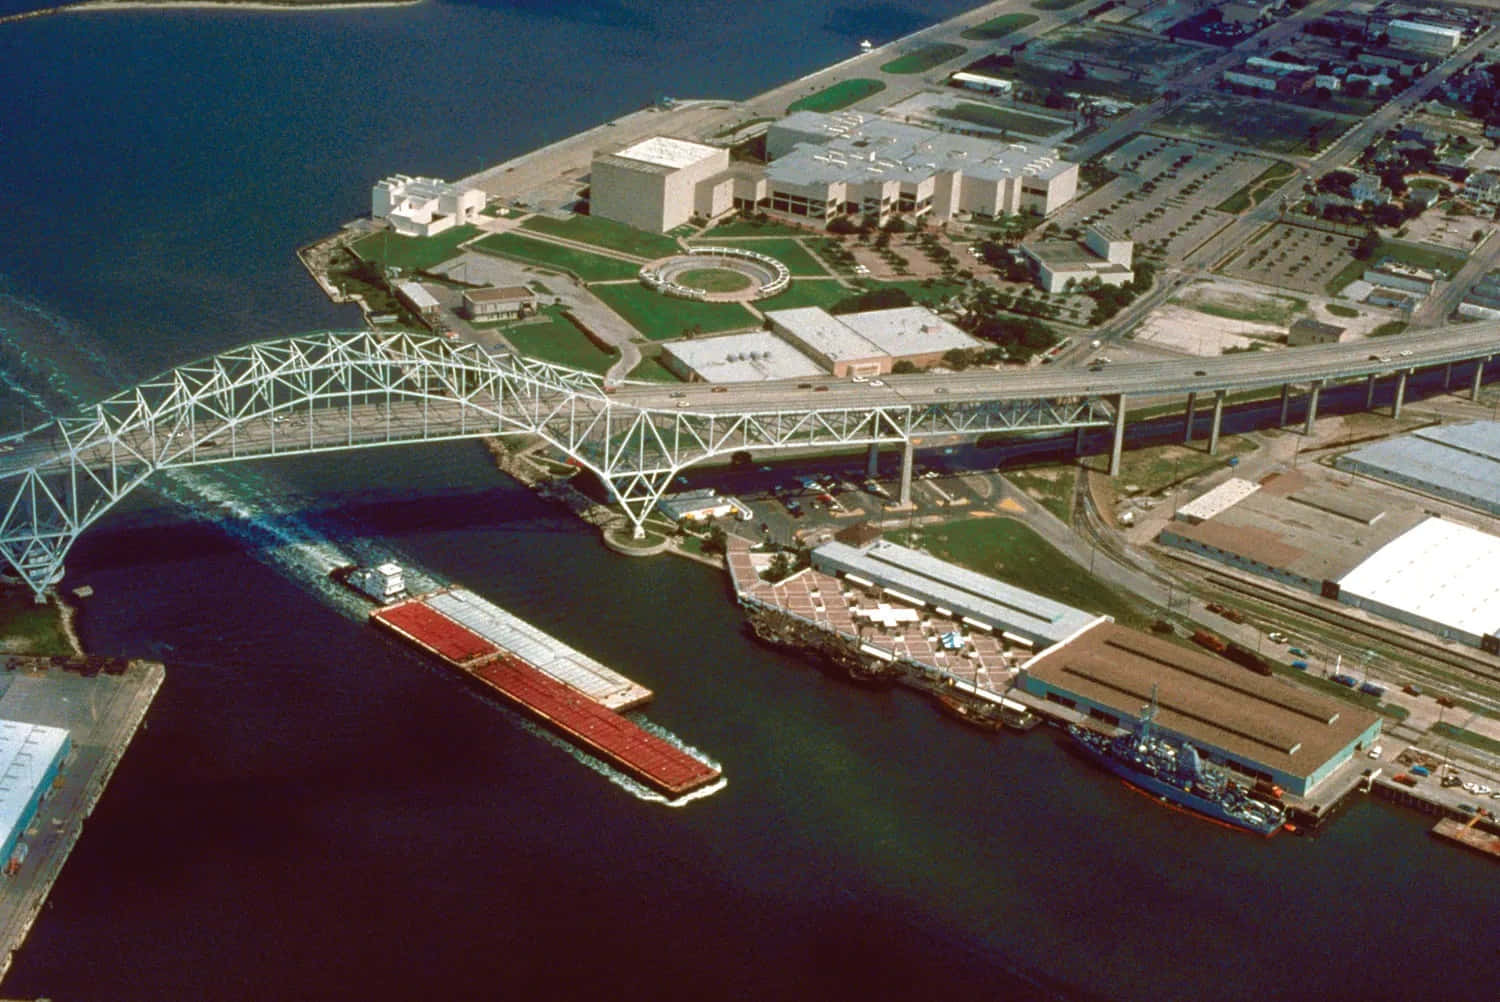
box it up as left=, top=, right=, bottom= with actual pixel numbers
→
left=891, top=359, right=918, bottom=374
left=1353, top=230, right=1381, bottom=261
left=765, top=551, right=794, bottom=583
left=703, top=524, right=728, bottom=556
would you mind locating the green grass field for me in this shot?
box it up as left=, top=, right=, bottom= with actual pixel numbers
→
left=1215, top=161, right=1297, bottom=213
left=1172, top=287, right=1306, bottom=326
left=1325, top=303, right=1359, bottom=318
left=628, top=355, right=683, bottom=382
left=1004, top=467, right=1077, bottom=524
left=756, top=279, right=857, bottom=312
left=862, top=277, right=965, bottom=306
left=888, top=517, right=1143, bottom=624
left=788, top=78, right=886, bottom=114
left=352, top=225, right=479, bottom=273
left=1378, top=240, right=1467, bottom=278
left=519, top=215, right=681, bottom=259
left=472, top=232, right=642, bottom=281
left=960, top=12, right=1038, bottom=40
left=935, top=102, right=1069, bottom=137
left=880, top=43, right=966, bottom=75
left=0, top=591, right=73, bottom=654
left=501, top=309, right=616, bottom=374
left=1032, top=0, right=1084, bottom=9
left=702, top=219, right=809, bottom=238
left=690, top=236, right=828, bottom=276
left=590, top=284, right=758, bottom=341
left=1432, top=721, right=1500, bottom=757
left=676, top=268, right=753, bottom=293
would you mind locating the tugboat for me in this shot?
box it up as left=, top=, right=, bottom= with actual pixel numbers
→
left=330, top=561, right=407, bottom=605
left=1067, top=686, right=1286, bottom=836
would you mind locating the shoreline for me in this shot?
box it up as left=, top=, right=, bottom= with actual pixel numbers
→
left=0, top=0, right=419, bottom=25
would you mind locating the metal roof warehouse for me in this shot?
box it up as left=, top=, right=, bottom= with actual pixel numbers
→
left=1017, top=622, right=1381, bottom=795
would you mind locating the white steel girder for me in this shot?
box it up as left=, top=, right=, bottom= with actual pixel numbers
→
left=0, top=330, right=1115, bottom=595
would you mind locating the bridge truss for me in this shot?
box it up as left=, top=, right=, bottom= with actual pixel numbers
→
left=0, top=330, right=1114, bottom=597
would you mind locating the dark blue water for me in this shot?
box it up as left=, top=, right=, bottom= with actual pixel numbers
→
left=1, top=4, right=1497, bottom=1000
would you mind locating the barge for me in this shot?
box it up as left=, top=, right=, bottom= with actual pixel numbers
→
left=359, top=570, right=717, bottom=799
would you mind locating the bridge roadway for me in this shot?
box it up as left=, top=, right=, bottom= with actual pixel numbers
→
left=0, top=321, right=1496, bottom=597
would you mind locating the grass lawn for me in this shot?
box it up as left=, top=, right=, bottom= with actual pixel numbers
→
left=1326, top=303, right=1359, bottom=318
left=1032, top=0, right=1084, bottom=9
left=352, top=225, right=479, bottom=273
left=691, top=236, right=828, bottom=276
left=676, top=268, right=754, bottom=293
left=960, top=12, right=1037, bottom=40
left=501, top=309, right=617, bottom=374
left=0, top=590, right=73, bottom=654
left=1172, top=287, right=1306, bottom=325
left=1432, top=721, right=1500, bottom=757
left=756, top=279, right=857, bottom=312
left=935, top=102, right=1069, bottom=136
left=1216, top=160, right=1296, bottom=213
left=590, top=284, right=758, bottom=341
left=472, top=232, right=642, bottom=281
left=1004, top=467, right=1077, bottom=524
left=1378, top=240, right=1467, bottom=279
left=629, top=354, right=683, bottom=382
left=1110, top=440, right=1257, bottom=498
left=788, top=78, right=885, bottom=114
left=1370, top=321, right=1408, bottom=338
left=881, top=43, right=966, bottom=74
left=862, top=277, right=965, bottom=306
left=519, top=215, right=681, bottom=259
left=888, top=517, right=1144, bottom=624
left=701, top=219, right=810, bottom=238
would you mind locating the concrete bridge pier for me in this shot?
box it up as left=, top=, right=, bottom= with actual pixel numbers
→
left=1074, top=423, right=1087, bottom=456
left=1443, top=362, right=1453, bottom=390
left=899, top=438, right=915, bottom=507
left=1393, top=370, right=1408, bottom=420
left=1278, top=383, right=1290, bottom=427
left=1182, top=391, right=1197, bottom=443
left=1365, top=373, right=1377, bottom=410
left=1208, top=390, right=1226, bottom=455
left=1474, top=358, right=1488, bottom=401
left=1109, top=394, right=1127, bottom=477
left=1304, top=380, right=1322, bottom=435
left=866, top=442, right=879, bottom=478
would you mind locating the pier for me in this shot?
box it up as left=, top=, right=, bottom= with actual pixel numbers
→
left=0, top=657, right=164, bottom=982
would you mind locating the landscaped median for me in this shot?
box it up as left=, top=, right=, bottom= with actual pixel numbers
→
left=788, top=78, right=885, bottom=114
left=960, top=12, right=1037, bottom=41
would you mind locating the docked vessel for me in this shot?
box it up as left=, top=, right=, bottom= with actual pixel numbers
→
left=1067, top=688, right=1285, bottom=837
left=933, top=690, right=1040, bottom=732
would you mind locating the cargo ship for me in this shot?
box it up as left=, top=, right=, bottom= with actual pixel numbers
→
left=1067, top=688, right=1285, bottom=837
left=346, top=564, right=718, bottom=799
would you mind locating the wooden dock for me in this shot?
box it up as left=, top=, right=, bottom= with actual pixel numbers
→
left=1430, top=815, right=1500, bottom=861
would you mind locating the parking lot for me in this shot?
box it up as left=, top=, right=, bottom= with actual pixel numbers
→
left=1054, top=135, right=1278, bottom=262
left=1218, top=221, right=1363, bottom=295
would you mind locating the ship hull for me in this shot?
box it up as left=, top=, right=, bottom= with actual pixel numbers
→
left=1069, top=731, right=1281, bottom=837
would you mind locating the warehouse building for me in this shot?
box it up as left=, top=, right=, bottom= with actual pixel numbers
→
left=1386, top=18, right=1463, bottom=55
left=659, top=331, right=824, bottom=383
left=765, top=305, right=982, bottom=378
left=764, top=111, right=1078, bottom=224
left=811, top=539, right=1103, bottom=649
left=1336, top=421, right=1500, bottom=518
left=1336, top=518, right=1500, bottom=652
left=590, top=137, right=733, bottom=233
left=1017, top=622, right=1381, bottom=795
left=0, top=720, right=71, bottom=865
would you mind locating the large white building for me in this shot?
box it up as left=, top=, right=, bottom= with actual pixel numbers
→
left=0, top=720, right=70, bottom=863
left=767, top=305, right=982, bottom=377
left=763, top=111, right=1078, bottom=224
left=1020, top=224, right=1133, bottom=293
left=1386, top=18, right=1462, bottom=55
left=590, top=137, right=734, bottom=233
left=371, top=175, right=485, bottom=237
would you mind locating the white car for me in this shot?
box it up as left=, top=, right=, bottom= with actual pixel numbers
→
left=1367, top=744, right=1383, bottom=759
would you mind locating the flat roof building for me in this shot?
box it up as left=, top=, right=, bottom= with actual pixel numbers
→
left=1018, top=622, right=1381, bottom=795
left=1288, top=318, right=1345, bottom=346
left=590, top=137, right=733, bottom=234
left=1337, top=517, right=1500, bottom=651
left=764, top=111, right=1078, bottom=224
left=659, top=331, right=824, bottom=383
left=1336, top=421, right=1500, bottom=517
left=463, top=285, right=537, bottom=322
left=1174, top=477, right=1259, bottom=524
left=1020, top=225, right=1133, bottom=294
left=1387, top=18, right=1463, bottom=55
left=811, top=539, right=1102, bottom=649
left=765, top=305, right=982, bottom=377
left=0, top=720, right=70, bottom=863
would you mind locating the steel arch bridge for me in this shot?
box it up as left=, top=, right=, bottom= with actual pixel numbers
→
left=0, top=330, right=1114, bottom=597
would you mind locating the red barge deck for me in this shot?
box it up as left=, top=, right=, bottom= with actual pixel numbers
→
left=371, top=597, right=719, bottom=798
